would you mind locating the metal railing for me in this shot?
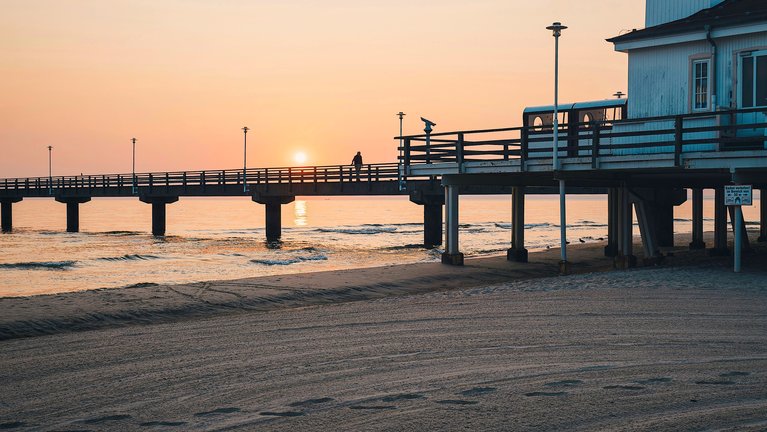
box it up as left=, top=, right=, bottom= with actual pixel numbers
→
left=0, top=163, right=416, bottom=194
left=398, top=107, right=767, bottom=169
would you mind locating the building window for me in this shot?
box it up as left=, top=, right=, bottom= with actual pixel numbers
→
left=740, top=51, right=767, bottom=108
left=692, top=59, right=710, bottom=111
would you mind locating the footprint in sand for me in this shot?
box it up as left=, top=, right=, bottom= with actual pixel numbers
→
left=289, top=397, right=335, bottom=407
left=435, top=400, right=479, bottom=406
left=719, top=371, right=750, bottom=377
left=0, top=422, right=25, bottom=430
left=459, top=387, right=496, bottom=397
left=259, top=411, right=305, bottom=417
left=193, top=407, right=241, bottom=417
left=544, top=380, right=583, bottom=388
left=524, top=391, right=568, bottom=397
left=82, top=414, right=132, bottom=424
left=139, top=420, right=187, bottom=427
left=603, top=385, right=645, bottom=390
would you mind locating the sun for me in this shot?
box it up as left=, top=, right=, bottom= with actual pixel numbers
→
left=293, top=151, right=308, bottom=165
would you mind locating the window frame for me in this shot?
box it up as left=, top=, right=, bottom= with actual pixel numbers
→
left=691, top=58, right=711, bottom=112
left=738, top=50, right=767, bottom=109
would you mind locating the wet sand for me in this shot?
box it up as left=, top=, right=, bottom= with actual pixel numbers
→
left=1, top=240, right=767, bottom=430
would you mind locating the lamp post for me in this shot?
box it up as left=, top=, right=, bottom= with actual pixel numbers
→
left=547, top=21, right=569, bottom=273
left=131, top=137, right=137, bottom=195
left=397, top=112, right=406, bottom=191
left=242, top=126, right=249, bottom=193
left=47, top=145, right=53, bottom=195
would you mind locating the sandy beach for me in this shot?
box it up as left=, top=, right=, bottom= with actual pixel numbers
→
left=1, top=241, right=767, bottom=431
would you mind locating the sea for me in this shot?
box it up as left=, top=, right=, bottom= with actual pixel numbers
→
left=0, top=194, right=761, bottom=297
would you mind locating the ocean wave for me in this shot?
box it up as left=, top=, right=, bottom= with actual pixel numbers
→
left=97, top=254, right=162, bottom=262
left=0, top=261, right=76, bottom=270
left=381, top=244, right=433, bottom=251
left=97, top=231, right=143, bottom=236
left=316, top=227, right=398, bottom=235
left=250, top=253, right=328, bottom=266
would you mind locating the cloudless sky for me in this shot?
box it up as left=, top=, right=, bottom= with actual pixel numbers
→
left=0, top=0, right=644, bottom=177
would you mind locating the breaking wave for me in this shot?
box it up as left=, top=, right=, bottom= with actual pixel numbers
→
left=97, top=254, right=162, bottom=262
left=0, top=261, right=76, bottom=270
left=250, top=253, right=328, bottom=266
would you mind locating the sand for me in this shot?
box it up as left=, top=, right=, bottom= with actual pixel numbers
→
left=1, top=241, right=767, bottom=431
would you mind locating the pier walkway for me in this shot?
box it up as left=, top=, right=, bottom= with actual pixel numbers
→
left=0, top=162, right=599, bottom=244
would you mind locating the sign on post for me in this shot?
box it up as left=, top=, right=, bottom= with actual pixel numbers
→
left=724, top=185, right=752, bottom=206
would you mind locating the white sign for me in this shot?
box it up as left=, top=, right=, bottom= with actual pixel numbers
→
left=724, top=185, right=752, bottom=206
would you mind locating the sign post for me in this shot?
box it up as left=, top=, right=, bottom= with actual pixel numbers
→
left=724, top=185, right=753, bottom=273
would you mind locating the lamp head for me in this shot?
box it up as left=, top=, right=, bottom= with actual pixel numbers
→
left=546, top=22, right=567, bottom=37
left=47, top=145, right=52, bottom=150
left=397, top=112, right=406, bottom=119
left=242, top=126, right=249, bottom=133
left=613, top=91, right=625, bottom=99
left=420, top=117, right=436, bottom=127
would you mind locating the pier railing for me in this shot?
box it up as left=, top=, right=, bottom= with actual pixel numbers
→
left=0, top=163, right=414, bottom=194
left=399, top=107, right=767, bottom=169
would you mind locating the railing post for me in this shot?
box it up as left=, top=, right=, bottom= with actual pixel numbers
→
left=591, top=123, right=601, bottom=169
left=425, top=134, right=432, bottom=164
left=201, top=171, right=206, bottom=190
left=520, top=127, right=529, bottom=171
left=367, top=164, right=372, bottom=183
left=457, top=133, right=465, bottom=173
left=674, top=115, right=683, bottom=167
left=165, top=173, right=170, bottom=192
left=403, top=138, right=411, bottom=170
left=265, top=168, right=269, bottom=192
left=149, top=173, right=154, bottom=193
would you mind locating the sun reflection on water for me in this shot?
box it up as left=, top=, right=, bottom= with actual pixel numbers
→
left=294, top=200, right=308, bottom=226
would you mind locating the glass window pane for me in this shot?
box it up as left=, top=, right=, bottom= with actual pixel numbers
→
left=756, top=56, right=767, bottom=107
left=742, top=56, right=754, bottom=108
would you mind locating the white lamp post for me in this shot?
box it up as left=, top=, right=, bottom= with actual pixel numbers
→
left=242, top=126, right=249, bottom=193
left=397, top=112, right=406, bottom=191
left=131, top=137, right=137, bottom=195
left=47, top=145, right=53, bottom=195
left=547, top=21, right=569, bottom=273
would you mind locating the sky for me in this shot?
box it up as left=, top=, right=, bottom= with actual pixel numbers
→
left=0, top=0, right=644, bottom=178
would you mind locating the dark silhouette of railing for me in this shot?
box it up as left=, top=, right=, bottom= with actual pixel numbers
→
left=399, top=107, right=767, bottom=169
left=0, top=163, right=416, bottom=195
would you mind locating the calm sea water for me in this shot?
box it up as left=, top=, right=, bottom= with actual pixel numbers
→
left=0, top=195, right=761, bottom=297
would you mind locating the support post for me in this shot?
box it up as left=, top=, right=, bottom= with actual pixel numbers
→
left=728, top=206, right=752, bottom=252
left=507, top=186, right=528, bottom=262
left=605, top=188, right=618, bottom=257
left=758, top=188, right=766, bottom=242
left=1, top=198, right=22, bottom=233
left=734, top=205, right=743, bottom=273
left=709, top=187, right=730, bottom=256
left=252, top=194, right=295, bottom=242
left=689, top=188, right=706, bottom=249
left=55, top=197, right=92, bottom=233
left=633, top=196, right=661, bottom=265
left=410, top=190, right=444, bottom=248
left=441, top=185, right=463, bottom=265
left=139, top=196, right=179, bottom=237
left=615, top=187, right=637, bottom=269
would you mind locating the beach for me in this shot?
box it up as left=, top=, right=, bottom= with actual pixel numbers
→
left=2, top=242, right=767, bottom=431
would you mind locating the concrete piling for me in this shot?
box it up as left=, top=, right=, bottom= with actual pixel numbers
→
left=55, top=197, right=91, bottom=233
left=252, top=194, right=295, bottom=242
left=689, top=188, right=706, bottom=249
left=139, top=196, right=179, bottom=237
left=1, top=198, right=22, bottom=233
left=507, top=186, right=528, bottom=263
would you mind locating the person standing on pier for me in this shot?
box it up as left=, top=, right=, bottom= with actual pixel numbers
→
left=352, top=151, right=363, bottom=181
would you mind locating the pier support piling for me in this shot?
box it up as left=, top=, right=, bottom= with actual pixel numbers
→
left=728, top=206, right=752, bottom=252
left=55, top=197, right=91, bottom=233
left=689, top=188, right=706, bottom=249
left=709, top=187, right=730, bottom=256
left=409, top=190, right=444, bottom=248
left=253, top=194, right=295, bottom=242
left=507, top=186, right=528, bottom=263
left=759, top=188, right=766, bottom=243
left=441, top=185, right=464, bottom=266
left=1, top=198, right=22, bottom=233
left=139, top=196, right=179, bottom=237
left=614, top=187, right=637, bottom=269
left=605, top=188, right=618, bottom=257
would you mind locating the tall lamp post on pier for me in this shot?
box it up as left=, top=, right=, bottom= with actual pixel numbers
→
left=547, top=21, right=569, bottom=274
left=242, top=126, right=249, bottom=193
left=397, top=112, right=406, bottom=191
left=47, top=145, right=53, bottom=195
left=131, top=137, right=137, bottom=195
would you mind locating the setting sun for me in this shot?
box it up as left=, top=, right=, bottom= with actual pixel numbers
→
left=294, top=151, right=308, bottom=165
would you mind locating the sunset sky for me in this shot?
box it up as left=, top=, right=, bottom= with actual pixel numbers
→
left=1, top=0, right=644, bottom=178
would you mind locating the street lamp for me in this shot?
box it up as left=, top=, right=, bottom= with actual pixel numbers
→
left=242, top=126, right=249, bottom=193
left=47, top=145, right=53, bottom=195
left=397, top=112, right=406, bottom=191
left=547, top=21, right=569, bottom=273
left=131, top=137, right=137, bottom=195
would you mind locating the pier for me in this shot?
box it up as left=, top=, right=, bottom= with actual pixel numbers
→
left=400, top=106, right=767, bottom=267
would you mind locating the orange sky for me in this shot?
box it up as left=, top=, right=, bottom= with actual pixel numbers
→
left=0, top=0, right=644, bottom=178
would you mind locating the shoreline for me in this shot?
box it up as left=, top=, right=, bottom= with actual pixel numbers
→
left=1, top=231, right=765, bottom=341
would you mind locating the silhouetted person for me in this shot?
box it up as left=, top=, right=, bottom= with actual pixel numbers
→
left=352, top=151, right=363, bottom=181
